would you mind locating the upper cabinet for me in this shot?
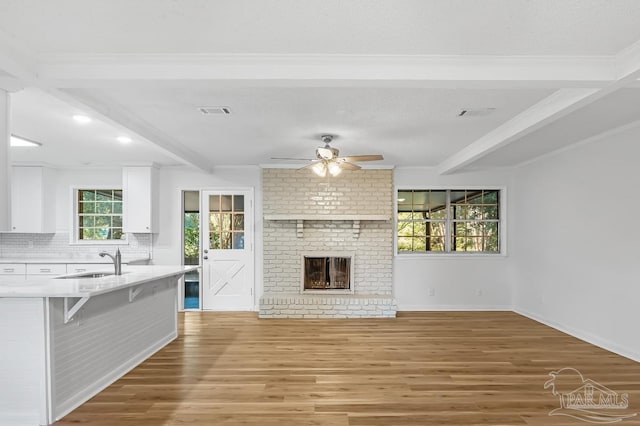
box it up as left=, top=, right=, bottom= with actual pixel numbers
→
left=122, top=166, right=158, bottom=233
left=10, top=166, right=56, bottom=233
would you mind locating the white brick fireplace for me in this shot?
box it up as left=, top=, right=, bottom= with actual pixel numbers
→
left=260, top=168, right=397, bottom=318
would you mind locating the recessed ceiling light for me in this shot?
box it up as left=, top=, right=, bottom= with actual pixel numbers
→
left=73, top=114, right=92, bottom=124
left=117, top=136, right=132, bottom=144
left=10, top=135, right=42, bottom=147
left=198, top=106, right=231, bottom=115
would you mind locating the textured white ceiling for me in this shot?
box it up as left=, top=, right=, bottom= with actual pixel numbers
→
left=1, top=0, right=640, bottom=56
left=53, top=86, right=551, bottom=167
left=2, top=0, right=640, bottom=171
left=10, top=88, right=182, bottom=167
left=472, top=88, right=640, bottom=168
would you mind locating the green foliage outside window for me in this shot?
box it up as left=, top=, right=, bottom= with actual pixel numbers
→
left=78, top=189, right=125, bottom=240
left=397, top=189, right=500, bottom=253
left=184, top=212, right=200, bottom=265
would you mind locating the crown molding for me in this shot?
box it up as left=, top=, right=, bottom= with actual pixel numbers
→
left=260, top=163, right=394, bottom=170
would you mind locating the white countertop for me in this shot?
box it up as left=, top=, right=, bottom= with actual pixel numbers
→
left=0, top=265, right=199, bottom=298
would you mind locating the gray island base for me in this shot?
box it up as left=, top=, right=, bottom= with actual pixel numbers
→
left=0, top=265, right=197, bottom=426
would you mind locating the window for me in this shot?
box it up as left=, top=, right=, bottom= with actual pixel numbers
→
left=397, top=189, right=500, bottom=254
left=76, top=189, right=125, bottom=241
left=207, top=194, right=244, bottom=250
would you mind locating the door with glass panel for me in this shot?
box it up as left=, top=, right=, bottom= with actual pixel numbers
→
left=201, top=190, right=254, bottom=310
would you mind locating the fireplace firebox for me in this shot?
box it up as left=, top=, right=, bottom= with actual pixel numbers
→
left=302, top=253, right=354, bottom=293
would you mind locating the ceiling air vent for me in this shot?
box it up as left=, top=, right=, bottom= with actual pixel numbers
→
left=458, top=107, right=495, bottom=117
left=198, top=106, right=231, bottom=115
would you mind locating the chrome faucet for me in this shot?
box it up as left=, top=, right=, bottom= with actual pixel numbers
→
left=99, top=248, right=122, bottom=275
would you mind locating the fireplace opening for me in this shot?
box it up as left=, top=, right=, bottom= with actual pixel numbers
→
left=303, top=255, right=352, bottom=292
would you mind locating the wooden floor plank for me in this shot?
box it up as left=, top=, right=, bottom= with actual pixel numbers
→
left=53, top=311, right=640, bottom=425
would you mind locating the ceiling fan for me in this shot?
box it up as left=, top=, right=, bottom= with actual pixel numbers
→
left=273, top=135, right=384, bottom=177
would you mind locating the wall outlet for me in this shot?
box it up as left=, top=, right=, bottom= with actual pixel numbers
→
left=475, top=289, right=483, bottom=296
left=428, top=288, right=435, bottom=297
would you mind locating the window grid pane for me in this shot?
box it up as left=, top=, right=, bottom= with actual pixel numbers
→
left=398, top=189, right=500, bottom=253
left=208, top=195, right=246, bottom=250
left=77, top=189, right=125, bottom=241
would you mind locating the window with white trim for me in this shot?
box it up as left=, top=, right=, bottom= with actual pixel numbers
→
left=397, top=189, right=500, bottom=253
left=75, top=189, right=125, bottom=242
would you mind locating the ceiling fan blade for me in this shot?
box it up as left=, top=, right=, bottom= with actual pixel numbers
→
left=271, top=157, right=314, bottom=161
left=297, top=160, right=320, bottom=171
left=339, top=161, right=361, bottom=170
left=339, top=155, right=384, bottom=162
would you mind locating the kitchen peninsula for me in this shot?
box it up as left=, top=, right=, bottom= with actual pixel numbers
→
left=0, top=265, right=198, bottom=426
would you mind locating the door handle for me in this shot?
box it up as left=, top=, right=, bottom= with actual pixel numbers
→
left=203, top=256, right=208, bottom=260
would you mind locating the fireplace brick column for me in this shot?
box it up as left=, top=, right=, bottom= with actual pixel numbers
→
left=260, top=168, right=397, bottom=318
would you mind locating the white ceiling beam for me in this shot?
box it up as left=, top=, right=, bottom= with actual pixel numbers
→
left=615, top=38, right=640, bottom=81
left=436, top=88, right=598, bottom=174
left=49, top=89, right=212, bottom=173
left=437, top=38, right=640, bottom=175
left=36, top=53, right=615, bottom=86
left=0, top=36, right=211, bottom=171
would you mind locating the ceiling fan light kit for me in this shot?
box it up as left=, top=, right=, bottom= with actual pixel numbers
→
left=312, top=161, right=327, bottom=177
left=298, top=134, right=384, bottom=177
left=327, top=161, right=342, bottom=176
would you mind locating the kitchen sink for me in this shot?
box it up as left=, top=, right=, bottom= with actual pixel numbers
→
left=55, top=272, right=125, bottom=279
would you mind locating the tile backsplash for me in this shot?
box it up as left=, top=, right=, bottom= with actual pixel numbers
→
left=0, top=233, right=152, bottom=261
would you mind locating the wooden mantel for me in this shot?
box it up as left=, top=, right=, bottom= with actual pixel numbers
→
left=263, top=214, right=391, bottom=238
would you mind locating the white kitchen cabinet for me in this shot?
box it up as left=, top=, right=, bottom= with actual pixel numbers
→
left=10, top=166, right=56, bottom=233
left=123, top=166, right=158, bottom=233
left=0, top=263, right=26, bottom=276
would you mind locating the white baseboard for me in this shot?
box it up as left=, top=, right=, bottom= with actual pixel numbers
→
left=397, top=304, right=512, bottom=311
left=514, top=307, right=640, bottom=363
left=397, top=304, right=640, bottom=363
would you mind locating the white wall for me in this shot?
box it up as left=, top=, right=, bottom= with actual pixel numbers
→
left=393, top=167, right=514, bottom=310
left=512, top=125, right=640, bottom=362
left=54, top=167, right=122, bottom=232
left=152, top=166, right=263, bottom=301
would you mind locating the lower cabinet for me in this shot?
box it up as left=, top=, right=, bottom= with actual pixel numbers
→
left=0, top=264, right=27, bottom=275
left=0, top=263, right=114, bottom=281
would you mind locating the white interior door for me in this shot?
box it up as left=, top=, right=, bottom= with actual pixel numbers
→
left=201, top=189, right=254, bottom=310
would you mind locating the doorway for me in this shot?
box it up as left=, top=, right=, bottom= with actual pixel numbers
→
left=182, top=190, right=201, bottom=309
left=200, top=189, right=255, bottom=310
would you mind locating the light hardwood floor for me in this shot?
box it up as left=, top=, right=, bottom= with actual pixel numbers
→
left=54, top=312, right=640, bottom=425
